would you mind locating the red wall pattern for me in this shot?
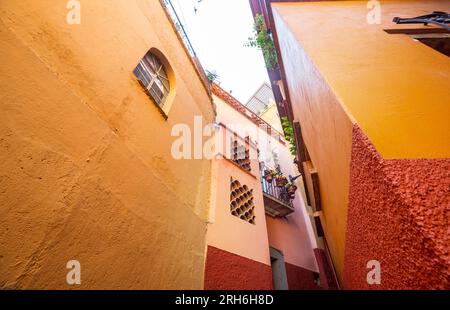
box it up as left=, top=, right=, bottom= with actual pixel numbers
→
left=285, top=262, right=320, bottom=290
left=204, top=246, right=273, bottom=290
left=343, top=125, right=450, bottom=289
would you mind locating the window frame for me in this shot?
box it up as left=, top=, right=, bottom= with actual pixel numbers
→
left=133, top=49, right=176, bottom=118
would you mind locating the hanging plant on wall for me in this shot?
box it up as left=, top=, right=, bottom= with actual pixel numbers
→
left=245, top=14, right=278, bottom=70
left=286, top=182, right=298, bottom=197
left=281, top=117, right=297, bottom=157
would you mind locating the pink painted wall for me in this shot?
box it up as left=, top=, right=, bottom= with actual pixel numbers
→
left=265, top=135, right=318, bottom=272
left=212, top=93, right=318, bottom=273
left=207, top=137, right=271, bottom=265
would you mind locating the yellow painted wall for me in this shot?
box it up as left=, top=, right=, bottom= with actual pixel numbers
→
left=0, top=0, right=214, bottom=289
left=260, top=102, right=283, bottom=133
left=274, top=0, right=450, bottom=159
left=272, top=0, right=450, bottom=282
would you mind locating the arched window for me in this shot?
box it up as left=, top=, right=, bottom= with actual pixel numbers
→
left=133, top=51, right=170, bottom=107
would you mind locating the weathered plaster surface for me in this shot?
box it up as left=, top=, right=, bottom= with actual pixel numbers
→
left=343, top=125, right=450, bottom=289
left=0, top=0, right=214, bottom=289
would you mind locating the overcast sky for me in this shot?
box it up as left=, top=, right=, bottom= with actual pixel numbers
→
left=171, top=0, right=270, bottom=103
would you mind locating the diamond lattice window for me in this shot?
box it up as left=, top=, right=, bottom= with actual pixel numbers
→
left=231, top=138, right=251, bottom=172
left=230, top=178, right=256, bottom=225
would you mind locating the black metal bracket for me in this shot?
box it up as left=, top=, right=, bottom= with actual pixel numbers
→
left=393, top=11, right=450, bottom=31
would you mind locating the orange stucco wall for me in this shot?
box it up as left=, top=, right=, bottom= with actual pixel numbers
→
left=272, top=8, right=353, bottom=282
left=272, top=0, right=450, bottom=282
left=0, top=0, right=214, bottom=289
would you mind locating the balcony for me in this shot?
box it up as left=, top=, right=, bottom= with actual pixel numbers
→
left=260, top=167, right=295, bottom=218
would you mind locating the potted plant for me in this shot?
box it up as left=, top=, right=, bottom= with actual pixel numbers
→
left=206, top=70, right=219, bottom=84
left=287, top=183, right=298, bottom=195
left=264, top=169, right=274, bottom=183
left=275, top=175, right=288, bottom=187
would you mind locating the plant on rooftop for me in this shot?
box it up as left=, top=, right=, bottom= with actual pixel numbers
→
left=206, top=70, right=219, bottom=83
left=245, top=14, right=278, bottom=70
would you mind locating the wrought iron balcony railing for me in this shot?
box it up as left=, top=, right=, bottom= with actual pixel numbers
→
left=260, top=165, right=294, bottom=217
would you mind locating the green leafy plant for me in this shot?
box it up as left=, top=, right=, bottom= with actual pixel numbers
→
left=281, top=117, right=297, bottom=156
left=275, top=175, right=288, bottom=187
left=206, top=70, right=219, bottom=83
left=245, top=14, right=278, bottom=70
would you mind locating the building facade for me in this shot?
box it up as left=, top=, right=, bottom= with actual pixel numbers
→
left=249, top=0, right=449, bottom=289
left=205, top=83, right=319, bottom=290
left=246, top=83, right=283, bottom=133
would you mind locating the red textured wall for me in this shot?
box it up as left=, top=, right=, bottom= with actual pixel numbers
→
left=204, top=246, right=273, bottom=290
left=314, top=248, right=339, bottom=290
left=343, top=125, right=450, bottom=290
left=285, top=262, right=320, bottom=290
